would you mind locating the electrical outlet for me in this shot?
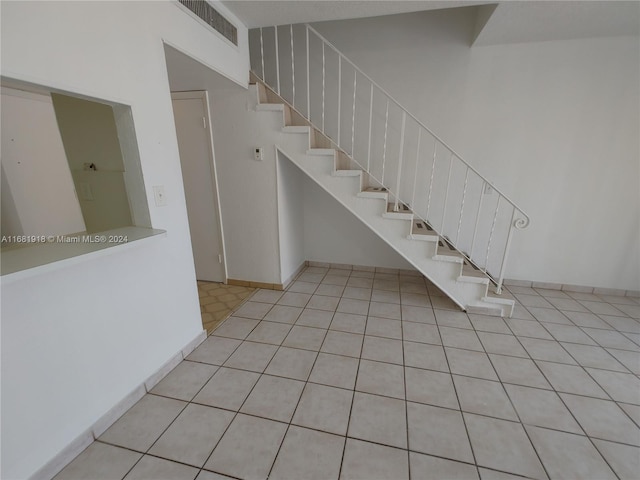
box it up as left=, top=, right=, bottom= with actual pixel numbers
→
left=153, top=185, right=167, bottom=206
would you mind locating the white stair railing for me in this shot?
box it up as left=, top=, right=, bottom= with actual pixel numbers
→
left=249, top=24, right=530, bottom=294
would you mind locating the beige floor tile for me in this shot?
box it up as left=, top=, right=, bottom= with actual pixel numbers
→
left=489, top=354, right=551, bottom=389
left=361, top=336, right=403, bottom=364
left=536, top=361, right=608, bottom=398
left=348, top=392, right=407, bottom=448
left=454, top=376, right=518, bottom=421
left=193, top=367, right=260, bottom=411
left=593, top=439, right=640, bottom=480
left=308, top=352, right=359, bottom=390
left=560, top=394, right=640, bottom=446
left=464, top=413, right=546, bottom=479
left=295, top=308, right=334, bottom=328
left=401, top=305, right=436, bottom=324
left=321, top=330, right=364, bottom=357
left=292, top=383, right=353, bottom=435
left=269, top=426, right=345, bottom=480
left=245, top=321, right=292, bottom=345
left=123, top=455, right=199, bottom=480
left=223, top=341, right=278, bottom=373
left=407, top=402, right=474, bottom=463
left=356, top=360, right=405, bottom=399
left=263, top=305, right=303, bottom=324
left=264, top=346, right=318, bottom=380
left=410, top=452, right=479, bottom=480
left=54, top=442, right=141, bottom=480
left=504, top=384, right=582, bottom=434
left=240, top=375, right=305, bottom=422
left=405, top=367, right=458, bottom=409
left=330, top=312, right=367, bottom=334
left=150, top=361, right=218, bottom=402
left=98, top=395, right=186, bottom=452
left=402, top=322, right=441, bottom=344
left=404, top=341, right=449, bottom=372
left=186, top=336, right=242, bottom=366
left=149, top=404, right=234, bottom=467
left=204, top=414, right=287, bottom=479
left=341, top=439, right=409, bottom=480
left=282, top=325, right=327, bottom=351
left=526, top=426, right=616, bottom=479
left=445, top=348, right=498, bottom=381
left=477, top=331, right=529, bottom=357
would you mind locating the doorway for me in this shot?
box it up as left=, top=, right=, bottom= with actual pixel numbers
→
left=171, top=91, right=226, bottom=283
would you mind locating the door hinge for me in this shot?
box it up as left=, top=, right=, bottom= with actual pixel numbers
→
left=218, top=254, right=223, bottom=263
left=202, top=116, right=207, bottom=128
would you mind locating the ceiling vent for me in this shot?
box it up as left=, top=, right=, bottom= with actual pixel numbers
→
left=178, top=0, right=238, bottom=46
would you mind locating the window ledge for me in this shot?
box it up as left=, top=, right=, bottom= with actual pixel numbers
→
left=1, top=226, right=166, bottom=284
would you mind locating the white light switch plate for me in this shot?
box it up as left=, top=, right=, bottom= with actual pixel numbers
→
left=153, top=185, right=167, bottom=206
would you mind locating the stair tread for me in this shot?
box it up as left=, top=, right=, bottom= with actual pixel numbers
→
left=252, top=78, right=517, bottom=318
left=282, top=126, right=310, bottom=133
left=307, top=148, right=335, bottom=155
left=256, top=103, right=284, bottom=111
left=411, top=221, right=438, bottom=237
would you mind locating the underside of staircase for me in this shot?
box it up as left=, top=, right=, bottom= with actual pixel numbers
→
left=250, top=78, right=515, bottom=317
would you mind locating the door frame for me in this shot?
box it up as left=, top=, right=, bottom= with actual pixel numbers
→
left=171, top=90, right=228, bottom=283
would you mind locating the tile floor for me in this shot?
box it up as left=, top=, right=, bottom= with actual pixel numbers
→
left=56, top=266, right=640, bottom=479
left=198, top=282, right=255, bottom=333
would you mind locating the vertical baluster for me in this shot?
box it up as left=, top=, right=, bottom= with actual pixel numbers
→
left=337, top=56, right=341, bottom=146
left=495, top=207, right=517, bottom=294
left=410, top=128, right=422, bottom=211
left=394, top=111, right=407, bottom=211
left=260, top=27, right=265, bottom=81
left=455, top=167, right=470, bottom=245
left=306, top=26, right=310, bottom=119
left=441, top=152, right=454, bottom=233
left=290, top=24, right=295, bottom=108
left=485, top=197, right=501, bottom=272
left=425, top=141, right=437, bottom=219
left=351, top=70, right=357, bottom=157
left=322, top=42, right=325, bottom=133
left=274, top=26, right=280, bottom=95
left=470, top=180, right=485, bottom=263
left=367, top=84, right=373, bottom=172
left=382, top=100, right=389, bottom=184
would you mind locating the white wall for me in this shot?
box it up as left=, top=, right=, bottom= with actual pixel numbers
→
left=277, top=152, right=306, bottom=282
left=0, top=89, right=86, bottom=237
left=303, top=175, right=415, bottom=270
left=313, top=9, right=640, bottom=290
left=209, top=87, right=282, bottom=284
left=0, top=1, right=248, bottom=479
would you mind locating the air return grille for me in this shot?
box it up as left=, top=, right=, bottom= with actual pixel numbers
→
left=178, top=0, right=238, bottom=45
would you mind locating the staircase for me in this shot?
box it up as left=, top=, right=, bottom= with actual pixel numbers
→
left=248, top=24, right=530, bottom=317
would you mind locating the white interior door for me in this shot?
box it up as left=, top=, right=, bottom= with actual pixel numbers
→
left=171, top=91, right=225, bottom=282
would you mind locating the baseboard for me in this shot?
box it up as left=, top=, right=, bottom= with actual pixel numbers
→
left=504, top=279, right=639, bottom=298
left=306, top=260, right=419, bottom=276
left=281, top=262, right=308, bottom=290
left=228, top=278, right=285, bottom=290
left=30, top=329, right=207, bottom=480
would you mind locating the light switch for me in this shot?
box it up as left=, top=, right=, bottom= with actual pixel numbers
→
left=254, top=147, right=263, bottom=161
left=79, top=182, right=93, bottom=201
left=153, top=185, right=167, bottom=206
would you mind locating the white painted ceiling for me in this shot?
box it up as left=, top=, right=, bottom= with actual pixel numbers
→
left=222, top=0, right=640, bottom=45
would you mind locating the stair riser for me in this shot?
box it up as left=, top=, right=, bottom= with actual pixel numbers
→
left=250, top=87, right=514, bottom=317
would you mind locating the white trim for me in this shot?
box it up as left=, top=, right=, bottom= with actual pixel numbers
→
left=28, top=329, right=207, bottom=480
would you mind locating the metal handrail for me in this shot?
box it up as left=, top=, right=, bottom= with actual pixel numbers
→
left=306, top=25, right=529, bottom=224
left=251, top=23, right=530, bottom=293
